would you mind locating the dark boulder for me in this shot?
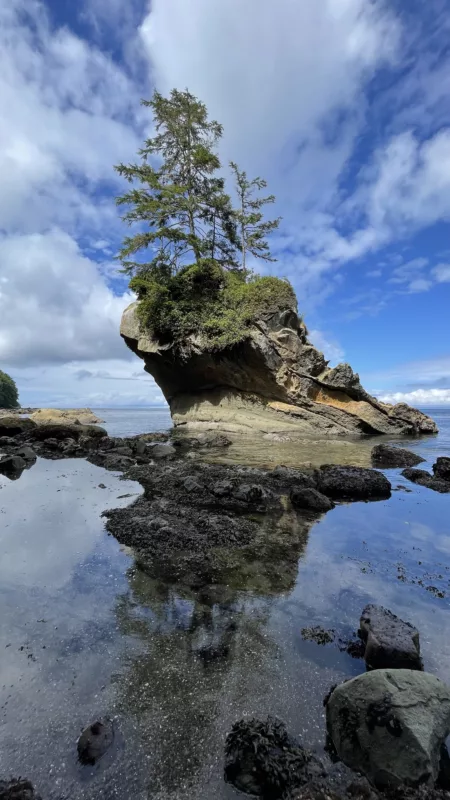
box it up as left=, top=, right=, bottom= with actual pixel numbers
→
left=225, top=716, right=325, bottom=798
left=0, top=417, right=36, bottom=437
left=14, top=446, right=37, bottom=462
left=31, top=423, right=107, bottom=442
left=77, top=718, right=115, bottom=765
left=316, top=466, right=391, bottom=501
left=233, top=484, right=269, bottom=505
left=290, top=487, right=334, bottom=512
left=0, top=454, right=26, bottom=476
left=0, top=779, right=41, bottom=800
left=433, top=457, right=450, bottom=482
left=371, top=444, right=424, bottom=469
left=402, top=469, right=450, bottom=494
left=359, top=604, right=422, bottom=671
left=104, top=454, right=134, bottom=471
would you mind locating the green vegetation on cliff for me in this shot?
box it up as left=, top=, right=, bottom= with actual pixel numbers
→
left=130, top=260, right=295, bottom=349
left=116, top=88, right=292, bottom=349
left=0, top=370, right=19, bottom=408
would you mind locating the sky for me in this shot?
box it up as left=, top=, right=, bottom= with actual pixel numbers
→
left=0, top=0, right=449, bottom=409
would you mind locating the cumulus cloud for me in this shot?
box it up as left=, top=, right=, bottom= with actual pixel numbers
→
left=432, top=264, right=450, bottom=283
left=0, top=229, right=134, bottom=366
left=378, top=389, right=450, bottom=406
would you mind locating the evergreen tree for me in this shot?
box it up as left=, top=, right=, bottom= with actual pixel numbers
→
left=115, top=89, right=238, bottom=278
left=0, top=370, right=19, bottom=408
left=230, top=162, right=281, bottom=272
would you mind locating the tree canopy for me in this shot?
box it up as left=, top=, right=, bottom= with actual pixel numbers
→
left=0, top=370, right=19, bottom=408
left=115, top=88, right=291, bottom=350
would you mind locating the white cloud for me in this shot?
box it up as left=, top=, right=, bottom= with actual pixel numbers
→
left=432, top=263, right=450, bottom=283
left=408, top=278, right=432, bottom=293
left=308, top=330, right=344, bottom=366
left=0, top=229, right=134, bottom=365
left=378, top=389, right=450, bottom=406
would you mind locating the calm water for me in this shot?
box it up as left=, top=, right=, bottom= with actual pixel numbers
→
left=0, top=408, right=449, bottom=799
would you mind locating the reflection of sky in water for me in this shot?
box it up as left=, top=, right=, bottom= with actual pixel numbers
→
left=0, top=419, right=449, bottom=799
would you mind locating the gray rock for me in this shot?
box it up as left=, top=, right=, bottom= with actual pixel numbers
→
left=402, top=468, right=450, bottom=494
left=371, top=444, right=425, bottom=469
left=114, top=446, right=133, bottom=456
left=14, top=446, right=37, bottom=462
left=233, top=484, right=267, bottom=504
left=133, top=439, right=147, bottom=455
left=0, top=454, right=26, bottom=475
left=433, top=457, right=450, bottom=482
left=326, top=669, right=450, bottom=788
left=183, top=476, right=203, bottom=493
left=290, top=487, right=334, bottom=512
left=77, top=718, right=115, bottom=765
left=317, top=465, right=391, bottom=501
left=148, top=443, right=177, bottom=459
left=212, top=480, right=234, bottom=497
left=359, top=605, right=422, bottom=671
left=104, top=454, right=134, bottom=471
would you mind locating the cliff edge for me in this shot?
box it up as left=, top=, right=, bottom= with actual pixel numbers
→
left=121, top=300, right=437, bottom=436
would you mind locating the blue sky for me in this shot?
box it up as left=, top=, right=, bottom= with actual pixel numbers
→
left=0, top=0, right=449, bottom=408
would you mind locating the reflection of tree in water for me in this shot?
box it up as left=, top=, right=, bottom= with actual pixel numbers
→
left=113, top=507, right=316, bottom=796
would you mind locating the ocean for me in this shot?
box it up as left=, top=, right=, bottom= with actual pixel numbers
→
left=0, top=407, right=449, bottom=799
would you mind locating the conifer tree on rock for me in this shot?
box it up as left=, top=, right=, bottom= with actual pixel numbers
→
left=230, top=162, right=281, bottom=272
left=0, top=370, right=19, bottom=409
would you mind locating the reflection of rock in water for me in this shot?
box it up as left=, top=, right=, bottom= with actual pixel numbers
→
left=114, top=568, right=281, bottom=796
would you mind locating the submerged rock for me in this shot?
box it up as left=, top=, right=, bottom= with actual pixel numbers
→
left=326, top=670, right=450, bottom=789
left=121, top=302, right=437, bottom=436
left=316, top=465, right=391, bottom=501
left=371, top=445, right=424, bottom=469
left=77, top=718, right=115, bottom=765
left=401, top=469, right=450, bottom=494
left=0, top=779, right=41, bottom=800
left=433, top=457, right=450, bottom=482
left=224, top=716, right=325, bottom=797
left=359, top=605, right=422, bottom=671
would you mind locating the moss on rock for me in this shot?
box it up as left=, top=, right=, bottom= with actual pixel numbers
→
left=129, top=260, right=296, bottom=351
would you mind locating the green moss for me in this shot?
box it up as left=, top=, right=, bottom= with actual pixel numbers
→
left=129, top=260, right=296, bottom=351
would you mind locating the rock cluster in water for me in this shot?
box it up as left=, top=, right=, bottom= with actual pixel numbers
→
left=121, top=302, right=438, bottom=436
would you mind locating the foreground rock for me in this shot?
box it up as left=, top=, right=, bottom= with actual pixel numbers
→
left=433, top=457, right=450, bottom=481
left=402, top=469, right=450, bottom=494
left=30, top=408, right=104, bottom=425
left=316, top=466, right=391, bottom=501
left=359, top=605, right=422, bottom=671
left=225, top=716, right=324, bottom=797
left=326, top=670, right=450, bottom=789
left=77, top=718, right=115, bottom=765
left=371, top=445, right=425, bottom=469
left=121, top=302, right=437, bottom=436
left=0, top=780, right=40, bottom=800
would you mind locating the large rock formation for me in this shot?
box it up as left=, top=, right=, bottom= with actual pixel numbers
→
left=121, top=302, right=437, bottom=436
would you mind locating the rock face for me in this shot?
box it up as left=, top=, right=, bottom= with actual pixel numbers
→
left=433, top=457, right=450, bottom=481
left=359, top=605, right=422, bottom=671
left=30, top=408, right=104, bottom=425
left=326, top=670, right=450, bottom=789
left=121, top=302, right=438, bottom=435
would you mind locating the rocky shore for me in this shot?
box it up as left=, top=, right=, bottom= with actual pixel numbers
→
left=0, top=415, right=449, bottom=800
